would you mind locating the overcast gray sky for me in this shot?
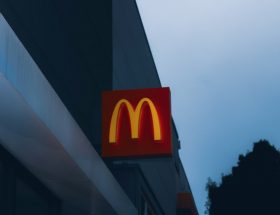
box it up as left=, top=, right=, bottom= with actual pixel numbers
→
left=136, top=0, right=280, bottom=214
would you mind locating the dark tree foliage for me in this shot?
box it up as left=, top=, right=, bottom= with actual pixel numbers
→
left=206, top=140, right=280, bottom=215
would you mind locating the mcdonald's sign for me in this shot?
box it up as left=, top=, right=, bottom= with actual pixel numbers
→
left=102, top=87, right=172, bottom=158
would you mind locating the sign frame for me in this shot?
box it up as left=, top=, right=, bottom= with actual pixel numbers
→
left=102, top=87, right=172, bottom=158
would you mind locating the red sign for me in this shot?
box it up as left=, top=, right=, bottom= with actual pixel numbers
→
left=102, top=87, right=172, bottom=158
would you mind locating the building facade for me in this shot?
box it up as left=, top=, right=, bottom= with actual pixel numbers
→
left=0, top=0, right=197, bottom=214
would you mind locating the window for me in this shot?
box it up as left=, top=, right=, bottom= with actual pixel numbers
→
left=0, top=145, right=60, bottom=215
left=141, top=194, right=157, bottom=215
left=15, top=179, right=49, bottom=215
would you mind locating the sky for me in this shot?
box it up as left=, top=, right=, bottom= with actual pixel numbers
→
left=136, top=0, right=280, bottom=214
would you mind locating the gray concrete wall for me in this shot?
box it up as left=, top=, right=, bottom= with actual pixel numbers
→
left=0, top=14, right=136, bottom=215
left=0, top=0, right=194, bottom=213
left=112, top=1, right=186, bottom=214
left=113, top=0, right=161, bottom=90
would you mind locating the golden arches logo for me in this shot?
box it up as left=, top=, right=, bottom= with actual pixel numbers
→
left=109, top=98, right=162, bottom=143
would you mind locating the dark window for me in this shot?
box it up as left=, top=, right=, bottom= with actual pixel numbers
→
left=0, top=160, right=3, bottom=211
left=141, top=194, right=157, bottom=215
left=15, top=179, right=49, bottom=215
left=0, top=144, right=60, bottom=215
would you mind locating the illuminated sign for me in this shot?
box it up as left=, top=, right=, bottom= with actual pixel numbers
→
left=102, top=87, right=172, bottom=158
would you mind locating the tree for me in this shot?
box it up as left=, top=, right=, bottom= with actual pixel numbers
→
left=206, top=140, right=280, bottom=215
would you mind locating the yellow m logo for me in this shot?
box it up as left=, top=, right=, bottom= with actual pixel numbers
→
left=109, top=98, right=162, bottom=143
